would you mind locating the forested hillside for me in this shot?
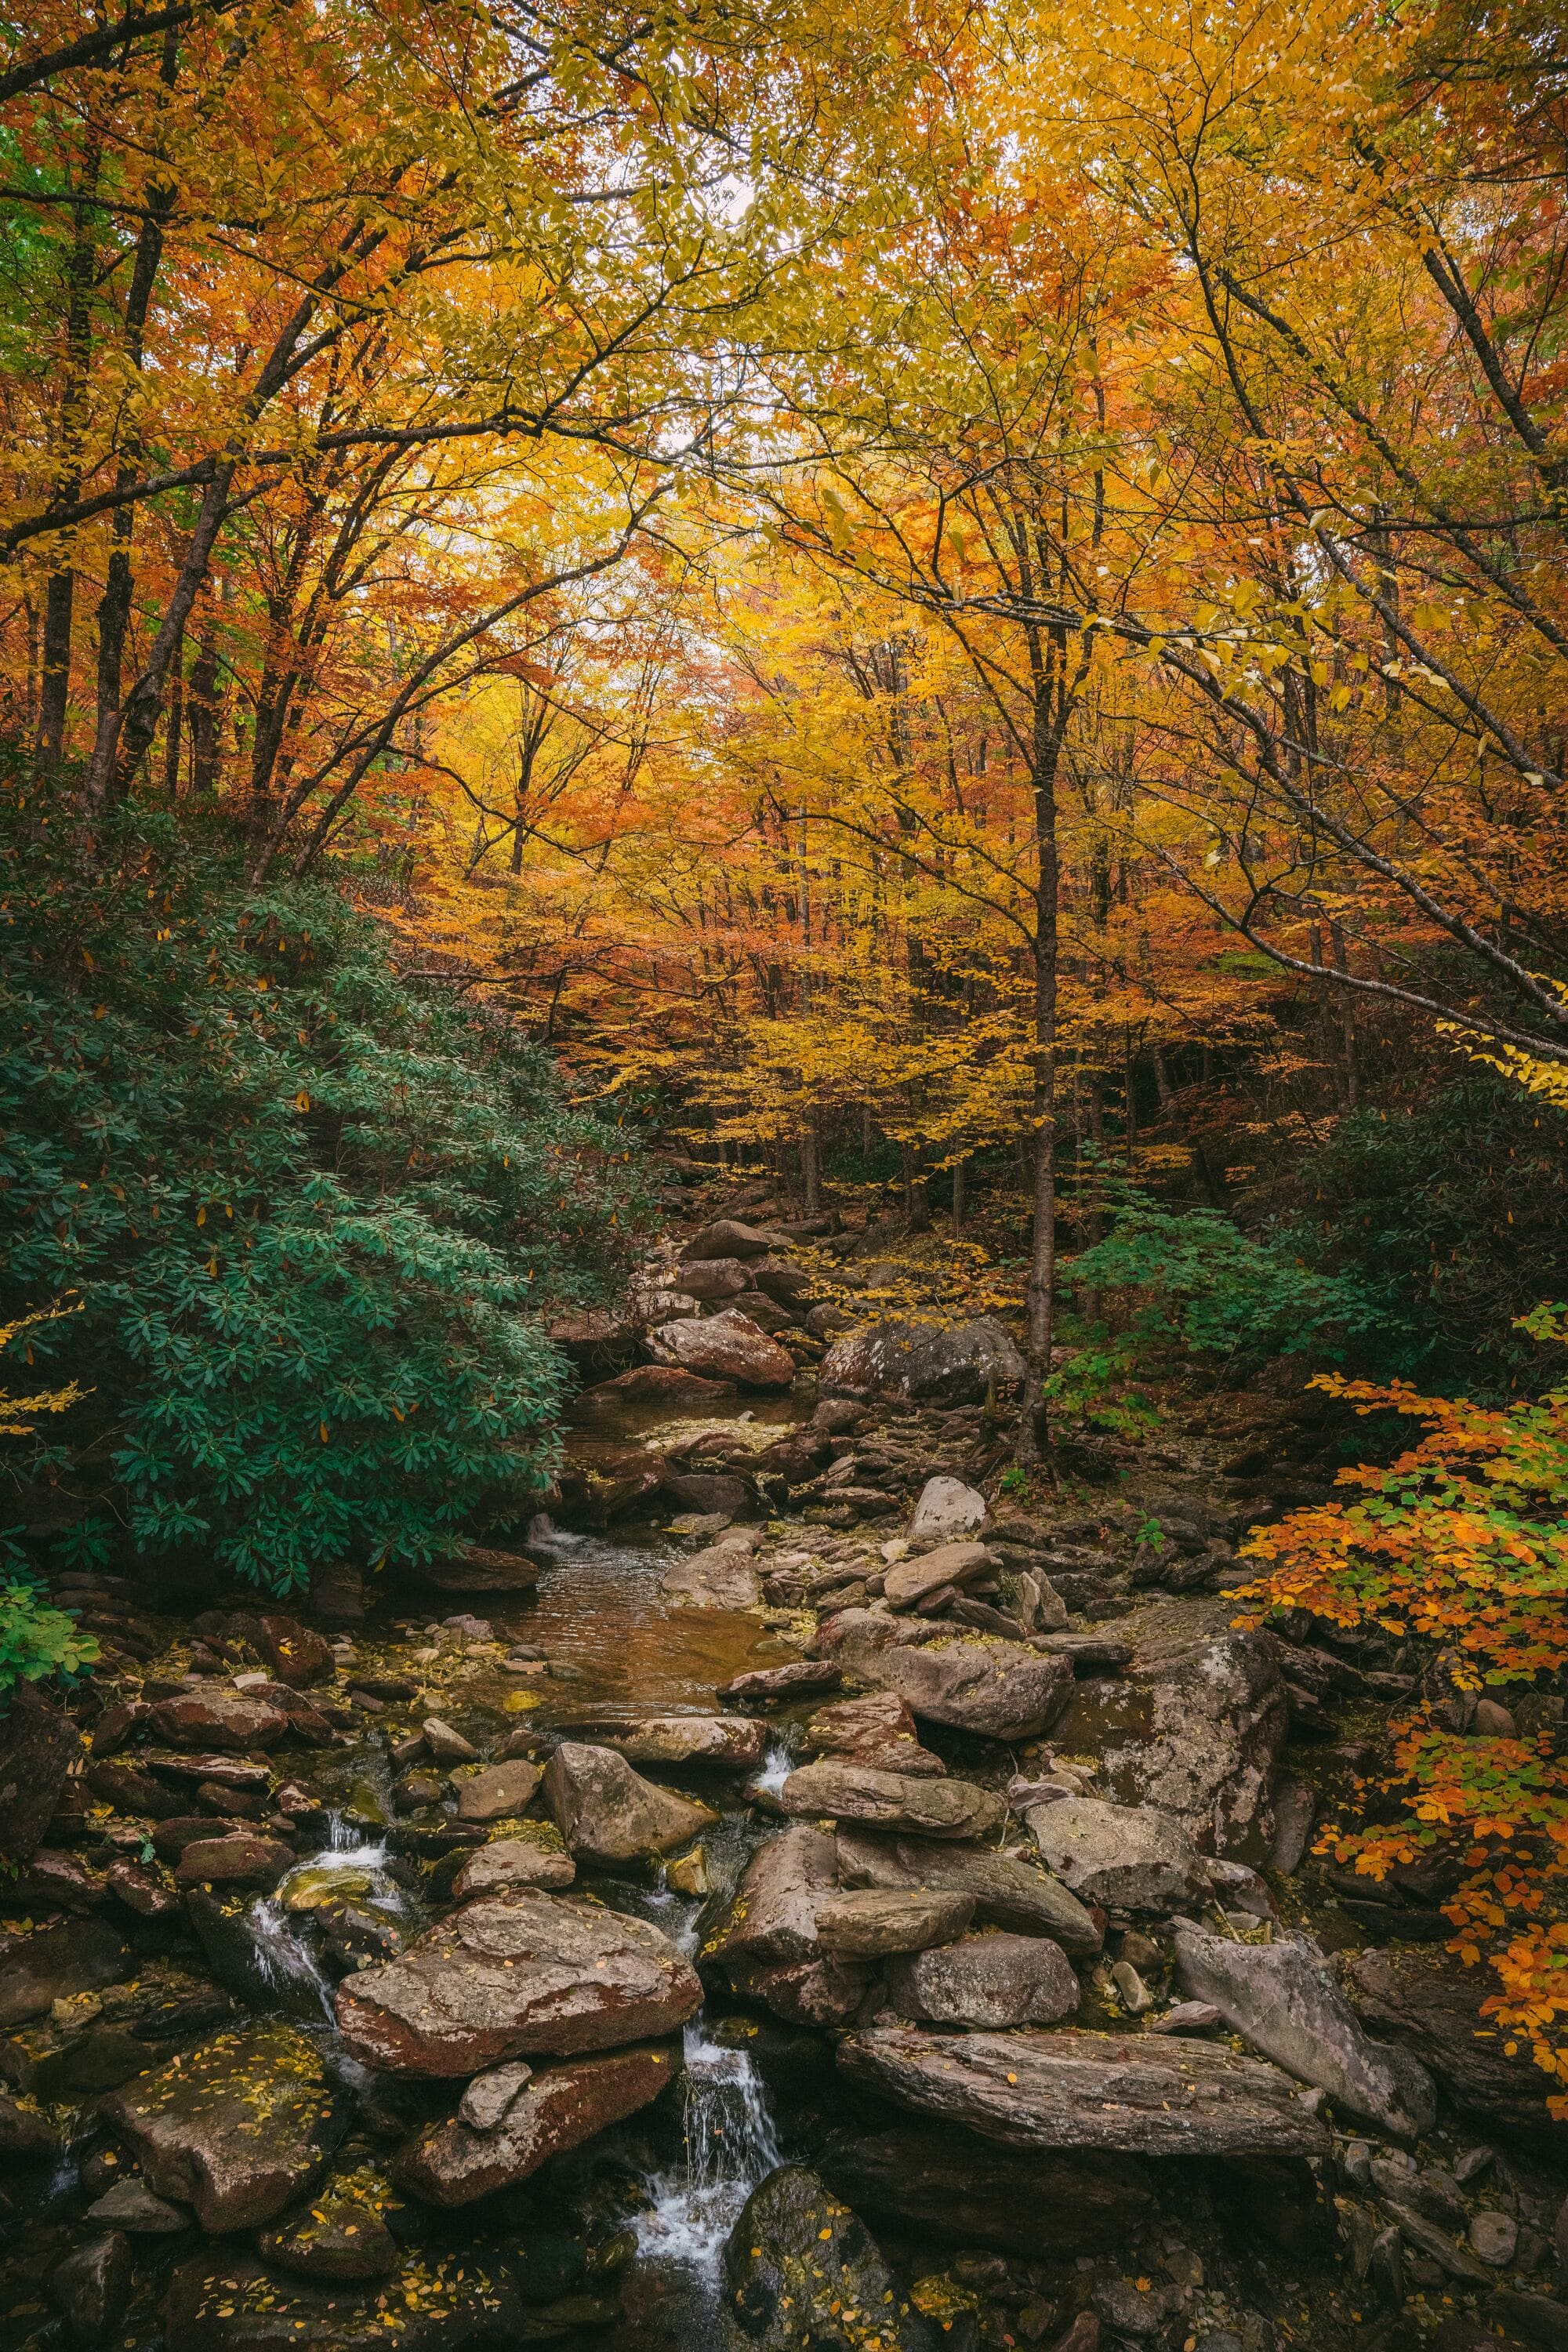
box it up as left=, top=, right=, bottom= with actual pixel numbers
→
left=2, top=2, right=1567, bottom=2347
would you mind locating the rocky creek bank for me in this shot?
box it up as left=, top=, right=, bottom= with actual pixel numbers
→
left=2, top=1169, right=1565, bottom=2352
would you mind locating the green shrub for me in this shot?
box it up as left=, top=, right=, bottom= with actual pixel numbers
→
left=0, top=796, right=648, bottom=1595
left=0, top=1579, right=99, bottom=1702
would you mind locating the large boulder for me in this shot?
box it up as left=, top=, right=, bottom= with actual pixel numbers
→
left=581, top=1364, right=735, bottom=1406
left=676, top=1257, right=753, bottom=1301
left=1348, top=1944, right=1563, bottom=2154
left=838, top=2024, right=1333, bottom=2157
left=405, top=1544, right=539, bottom=1596
left=452, top=1760, right=541, bottom=1822
left=1173, top=1919, right=1436, bottom=2140
left=648, top=1309, right=795, bottom=1390
left=681, top=1218, right=778, bottom=1261
left=1052, top=1618, right=1289, bottom=1862
left=722, top=2166, right=939, bottom=2352
left=100, top=2024, right=349, bottom=2230
left=147, top=1689, right=290, bottom=1751
left=0, top=1684, right=80, bottom=1861
left=661, top=1531, right=764, bottom=1610
left=334, top=1889, right=700, bottom=2074
left=819, top=2122, right=1152, bottom=2259
left=775, top=1760, right=1004, bottom=1840
left=0, top=1917, right=132, bottom=2025
left=814, top=1610, right=1073, bottom=1740
left=835, top=1828, right=1103, bottom=1957
left=885, top=1931, right=1080, bottom=2027
left=1027, top=1795, right=1211, bottom=1913
left=820, top=1316, right=1025, bottom=1404
left=393, top=2042, right=677, bottom=2205
left=452, top=1833, right=575, bottom=1896
left=541, top=1741, right=718, bottom=1865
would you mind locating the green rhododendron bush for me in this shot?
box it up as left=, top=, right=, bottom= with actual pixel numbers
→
left=0, top=793, right=648, bottom=1599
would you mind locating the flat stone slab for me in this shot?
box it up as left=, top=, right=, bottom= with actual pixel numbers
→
left=451, top=1832, right=575, bottom=1896
left=837, top=2024, right=1333, bottom=2157
left=815, top=1889, right=974, bottom=1958
left=883, top=1542, right=991, bottom=1610
left=596, top=1715, right=766, bottom=1769
left=718, top=1660, right=841, bottom=1704
left=335, top=1889, right=701, bottom=2074
left=1027, top=1795, right=1212, bottom=1912
left=776, top=1761, right=1004, bottom=1840
left=100, top=2024, right=348, bottom=2230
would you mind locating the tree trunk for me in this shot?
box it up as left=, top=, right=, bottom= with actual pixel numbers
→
left=800, top=1118, right=821, bottom=1214
left=187, top=608, right=224, bottom=794
left=952, top=1153, right=966, bottom=1236
left=1018, top=765, right=1060, bottom=1464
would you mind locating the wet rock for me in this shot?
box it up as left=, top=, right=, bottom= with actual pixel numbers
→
left=246, top=1614, right=335, bottom=1687
left=597, top=1715, right=767, bottom=1769
left=458, top=2058, right=535, bottom=2130
left=821, top=2122, right=1149, bottom=2259
left=8, top=1846, right=106, bottom=1911
left=258, top=2169, right=401, bottom=2281
left=883, top=1540, right=993, bottom=1610
left=838, top=2024, right=1334, bottom=2157
left=582, top=1364, right=736, bottom=1405
left=452, top=1831, right=575, bottom=1896
left=542, top=1740, right=718, bottom=1865
left=909, top=1477, right=988, bottom=1541
left=85, top=1755, right=187, bottom=1817
left=335, top=1888, right=701, bottom=2074
left=886, top=1932, right=1080, bottom=2027
left=421, top=1715, right=480, bottom=1763
left=777, top=1759, right=1005, bottom=1839
left=728, top=1950, right=873, bottom=2027
left=706, top=1824, right=840, bottom=1965
left=661, top=1530, right=765, bottom=1610
left=102, top=2024, right=347, bottom=2230
left=86, top=2176, right=191, bottom=2231
left=720, top=1659, right=842, bottom=1704
left=410, top=1544, right=540, bottom=1595
left=819, top=1613, right=1074, bottom=1740
left=1028, top=1796, right=1211, bottom=1912
left=1349, top=1944, right=1563, bottom=2152
left=0, top=1683, right=81, bottom=1860
left=148, top=1688, right=289, bottom=1751
left=394, top=2042, right=677, bottom=2205
left=805, top=1691, right=946, bottom=1777
left=162, top=2249, right=517, bottom=2352
left=1172, top=1919, right=1436, bottom=2140
left=0, top=1917, right=131, bottom=2025
left=452, top=1759, right=542, bottom=1821
left=815, top=1889, right=974, bottom=1957
left=172, top=1832, right=293, bottom=1888
left=0, top=2084, right=60, bottom=2158
left=664, top=1470, right=752, bottom=1517
left=821, top=1316, right=1025, bottom=1405
left=50, top=2232, right=133, bottom=2347
left=648, top=1308, right=797, bottom=1389
left=835, top=1830, right=1103, bottom=1957
left=722, top=2163, right=939, bottom=2350
left=1052, top=1622, right=1288, bottom=1863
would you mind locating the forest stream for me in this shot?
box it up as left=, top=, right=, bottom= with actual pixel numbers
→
left=3, top=1207, right=1565, bottom=2352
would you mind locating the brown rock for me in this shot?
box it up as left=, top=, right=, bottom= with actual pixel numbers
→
left=173, top=1833, right=293, bottom=1888
left=677, top=1257, right=753, bottom=1300
left=814, top=1611, right=1074, bottom=1741
left=452, top=1833, right=575, bottom=1896
left=260, top=2182, right=400, bottom=2282
left=334, top=1888, right=702, bottom=2074
left=837, top=2024, right=1333, bottom=2157
left=85, top=1758, right=186, bottom=1819
left=0, top=2085, right=60, bottom=2159
left=101, top=2024, right=348, bottom=2230
left=598, top=1715, right=766, bottom=1770
left=705, top=1824, right=840, bottom=1966
left=648, top=1309, right=796, bottom=1390
left=719, top=1659, right=842, bottom=1704
left=542, top=1740, right=718, bottom=1865
left=804, top=1691, right=946, bottom=1777
left=680, top=1219, right=777, bottom=1261
left=886, top=1932, right=1080, bottom=2027
left=394, top=2043, right=677, bottom=2205
left=661, top=1534, right=764, bottom=1609
left=0, top=1683, right=80, bottom=1861
left=106, top=1859, right=182, bottom=1918
left=776, top=1760, right=1005, bottom=1840
left=148, top=1689, right=289, bottom=1751
left=726, top=1951, right=872, bottom=2026
left=815, top=1889, right=974, bottom=1958
left=834, top=1830, right=1104, bottom=1956
left=250, top=1614, right=335, bottom=1687
left=582, top=1365, right=736, bottom=1405
left=408, top=1544, right=539, bottom=1595
left=819, top=2122, right=1151, bottom=2259
left=0, top=1918, right=131, bottom=2026
left=452, top=1760, right=541, bottom=1822
left=883, top=1541, right=993, bottom=1610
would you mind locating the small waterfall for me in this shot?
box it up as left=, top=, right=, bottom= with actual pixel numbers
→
left=751, top=1737, right=794, bottom=1799
left=242, top=1812, right=400, bottom=2023
left=633, top=2017, right=782, bottom=2268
